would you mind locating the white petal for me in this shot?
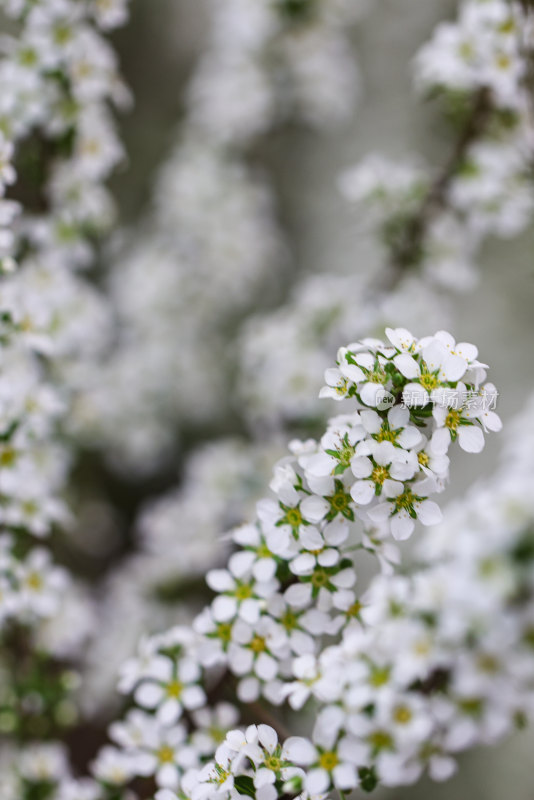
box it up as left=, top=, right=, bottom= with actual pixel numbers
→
left=212, top=595, right=238, bottom=622
left=134, top=681, right=164, bottom=709
left=442, top=353, right=467, bottom=382
left=394, top=353, right=420, bottom=379
left=257, top=725, right=278, bottom=754
left=333, top=763, right=357, bottom=790
left=360, top=382, right=384, bottom=407
left=305, top=768, right=330, bottom=794
left=391, top=513, right=414, bottom=541
left=458, top=425, right=484, bottom=453
left=283, top=737, right=317, bottom=765
left=416, top=500, right=442, bottom=526
left=350, top=480, right=375, bottom=505
left=301, top=495, right=329, bottom=523
left=360, top=410, right=381, bottom=434
left=397, top=426, right=422, bottom=449
left=351, top=456, right=373, bottom=479
left=206, top=570, right=234, bottom=593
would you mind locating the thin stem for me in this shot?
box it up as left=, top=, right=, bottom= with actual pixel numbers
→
left=380, top=86, right=493, bottom=291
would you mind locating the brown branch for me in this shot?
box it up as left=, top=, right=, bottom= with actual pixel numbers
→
left=381, top=86, right=493, bottom=290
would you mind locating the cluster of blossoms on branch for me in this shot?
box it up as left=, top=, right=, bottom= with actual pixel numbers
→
left=0, top=0, right=128, bottom=626
left=341, top=0, right=534, bottom=290
left=285, top=392, right=534, bottom=788
left=0, top=0, right=130, bottom=797
left=73, top=328, right=503, bottom=800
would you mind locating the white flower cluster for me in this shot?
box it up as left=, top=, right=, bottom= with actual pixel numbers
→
left=71, top=149, right=283, bottom=473
left=341, top=0, right=534, bottom=290
left=0, top=536, right=68, bottom=624
left=192, top=724, right=312, bottom=800
left=189, top=0, right=363, bottom=144
left=0, top=0, right=129, bottom=631
left=0, top=738, right=136, bottom=800
left=320, top=327, right=500, bottom=539
left=285, top=392, right=534, bottom=789
left=94, top=329, right=501, bottom=798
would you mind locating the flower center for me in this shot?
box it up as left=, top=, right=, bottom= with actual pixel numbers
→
left=250, top=636, right=267, bottom=654
left=330, top=490, right=348, bottom=510
left=26, top=572, right=43, bottom=591
left=368, top=367, right=386, bottom=385
left=347, top=601, right=362, bottom=618
left=445, top=410, right=461, bottom=431
left=376, top=427, right=397, bottom=443
left=371, top=465, right=389, bottom=486
left=419, top=371, right=439, bottom=391
left=319, top=751, right=339, bottom=771
left=0, top=448, right=17, bottom=467
left=370, top=666, right=390, bottom=687
left=264, top=755, right=281, bottom=771
left=157, top=746, right=175, bottom=764
left=393, top=705, right=412, bottom=724
left=394, top=489, right=416, bottom=513
left=235, top=583, right=253, bottom=601
left=285, top=507, right=302, bottom=528
left=166, top=680, right=184, bottom=698
left=310, top=568, right=330, bottom=589
left=281, top=611, right=298, bottom=630
left=216, top=623, right=232, bottom=643
left=418, top=451, right=430, bottom=467
left=369, top=731, right=393, bottom=751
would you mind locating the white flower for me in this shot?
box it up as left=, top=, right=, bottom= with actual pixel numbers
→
left=133, top=652, right=206, bottom=725
left=368, top=486, right=442, bottom=541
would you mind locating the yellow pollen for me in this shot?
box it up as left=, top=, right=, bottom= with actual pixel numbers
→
left=496, top=53, right=511, bottom=70
left=369, top=731, right=393, bottom=750
left=445, top=410, right=461, bottom=431
left=285, top=508, right=303, bottom=528
left=394, top=489, right=416, bottom=513
left=26, top=572, right=43, bottom=591
left=368, top=368, right=386, bottom=385
left=282, top=611, right=298, bottom=630
left=0, top=448, right=17, bottom=467
left=166, top=680, right=183, bottom=698
left=157, top=746, right=175, bottom=764
left=371, top=465, right=389, bottom=486
left=347, top=601, right=362, bottom=618
left=393, top=705, right=413, bottom=724
left=319, top=751, right=339, bottom=770
left=419, top=372, right=439, bottom=391
left=250, top=636, right=267, bottom=654
left=418, top=451, right=430, bottom=467
left=377, top=428, right=397, bottom=443
left=370, top=666, right=390, bottom=687
left=331, top=491, right=348, bottom=510
left=217, top=623, right=232, bottom=643
left=310, top=568, right=329, bottom=588
left=235, top=584, right=253, bottom=601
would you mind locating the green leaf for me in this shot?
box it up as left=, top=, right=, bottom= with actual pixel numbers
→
left=234, top=776, right=256, bottom=798
left=358, top=766, right=378, bottom=793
